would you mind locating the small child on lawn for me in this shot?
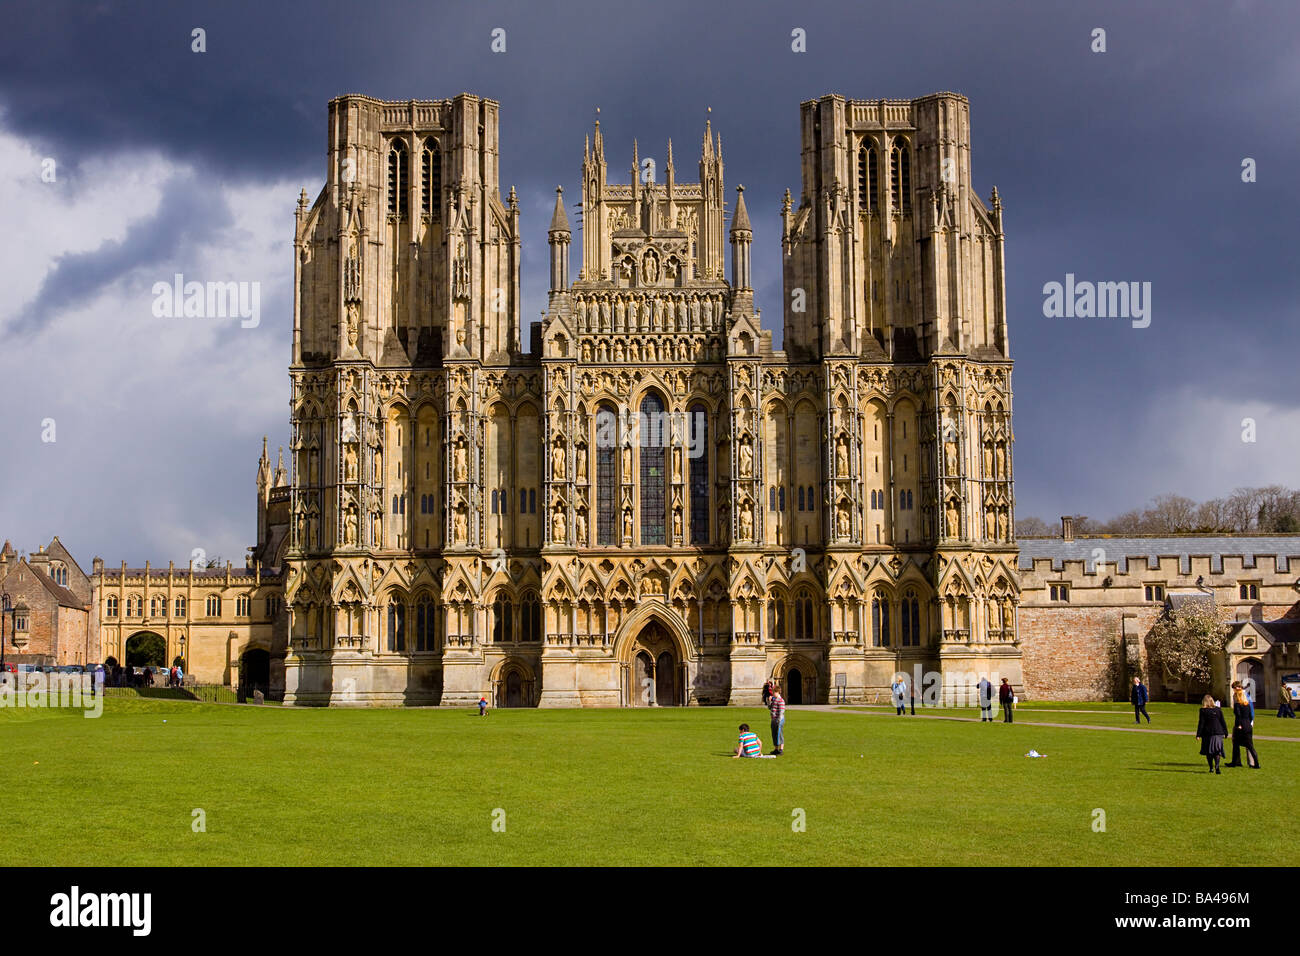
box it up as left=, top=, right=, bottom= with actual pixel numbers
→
left=733, top=723, right=775, bottom=758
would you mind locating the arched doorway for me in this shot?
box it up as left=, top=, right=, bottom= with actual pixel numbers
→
left=626, top=621, right=679, bottom=706
left=492, top=660, right=536, bottom=708
left=786, top=668, right=803, bottom=705
left=1236, top=658, right=1264, bottom=702
left=125, top=632, right=166, bottom=668
left=240, top=648, right=271, bottom=699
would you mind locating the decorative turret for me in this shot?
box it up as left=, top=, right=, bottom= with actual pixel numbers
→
left=548, top=186, right=571, bottom=295
left=729, top=185, right=752, bottom=291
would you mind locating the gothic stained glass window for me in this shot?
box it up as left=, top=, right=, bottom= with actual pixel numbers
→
left=596, top=405, right=617, bottom=545
left=639, top=393, right=666, bottom=545
left=689, top=404, right=709, bottom=544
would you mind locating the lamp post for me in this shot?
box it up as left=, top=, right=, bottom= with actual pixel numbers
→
left=178, top=635, right=186, bottom=680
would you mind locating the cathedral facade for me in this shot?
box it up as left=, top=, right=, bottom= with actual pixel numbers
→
left=281, top=91, right=1023, bottom=707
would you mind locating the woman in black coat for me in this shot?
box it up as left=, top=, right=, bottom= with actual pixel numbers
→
left=1226, top=686, right=1260, bottom=768
left=1195, top=695, right=1228, bottom=774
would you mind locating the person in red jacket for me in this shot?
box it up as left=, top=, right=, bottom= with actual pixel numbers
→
left=998, top=678, right=1015, bottom=723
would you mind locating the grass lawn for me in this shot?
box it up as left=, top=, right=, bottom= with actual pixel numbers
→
left=1, top=697, right=1290, bottom=866
left=847, top=701, right=1300, bottom=737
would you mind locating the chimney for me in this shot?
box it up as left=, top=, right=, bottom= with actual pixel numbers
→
left=1061, top=516, right=1075, bottom=542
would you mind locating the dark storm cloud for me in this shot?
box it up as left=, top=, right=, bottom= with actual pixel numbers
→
left=2, top=0, right=1299, bottom=557
left=5, top=169, right=231, bottom=337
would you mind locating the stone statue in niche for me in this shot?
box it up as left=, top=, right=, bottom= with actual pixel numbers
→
left=575, top=510, right=587, bottom=544
left=738, top=441, right=753, bottom=478
left=344, top=443, right=358, bottom=482
left=454, top=444, right=467, bottom=482
left=643, top=248, right=659, bottom=283
left=346, top=301, right=360, bottom=349
left=576, top=447, right=587, bottom=481
left=835, top=437, right=848, bottom=477
left=836, top=504, right=850, bottom=538
left=553, top=509, right=566, bottom=543
left=623, top=509, right=633, bottom=540
left=454, top=509, right=467, bottom=543
left=946, top=499, right=959, bottom=538
left=738, top=501, right=753, bottom=540
left=673, top=509, right=683, bottom=540
left=553, top=441, right=566, bottom=480
left=345, top=507, right=358, bottom=545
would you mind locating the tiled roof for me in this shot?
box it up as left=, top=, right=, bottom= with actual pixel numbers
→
left=1016, top=535, right=1300, bottom=573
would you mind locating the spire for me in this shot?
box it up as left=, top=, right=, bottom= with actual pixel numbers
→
left=274, top=447, right=287, bottom=487
left=730, top=184, right=751, bottom=235
left=716, top=132, right=723, bottom=163
left=593, top=107, right=603, bottom=162
left=702, top=108, right=714, bottom=159
left=666, top=138, right=674, bottom=170
left=549, top=186, right=570, bottom=234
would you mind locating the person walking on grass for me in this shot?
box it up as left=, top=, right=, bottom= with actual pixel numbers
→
left=1278, top=683, right=1296, bottom=719
left=761, top=680, right=773, bottom=708
left=891, top=675, right=907, bottom=716
left=1131, top=675, right=1151, bottom=724
left=733, top=723, right=763, bottom=758
left=768, top=685, right=786, bottom=755
left=999, top=678, right=1014, bottom=723
left=477, top=695, right=489, bottom=717
left=1226, top=685, right=1260, bottom=769
left=1196, top=694, right=1228, bottom=773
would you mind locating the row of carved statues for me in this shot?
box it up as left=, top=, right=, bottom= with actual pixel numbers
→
left=572, top=290, right=728, bottom=335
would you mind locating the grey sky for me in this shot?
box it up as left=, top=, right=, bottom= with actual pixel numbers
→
left=2, top=0, right=1297, bottom=569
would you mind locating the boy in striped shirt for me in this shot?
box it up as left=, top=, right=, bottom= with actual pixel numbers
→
left=733, top=723, right=763, bottom=758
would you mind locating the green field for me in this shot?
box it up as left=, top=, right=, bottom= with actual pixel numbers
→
left=2, top=698, right=1290, bottom=866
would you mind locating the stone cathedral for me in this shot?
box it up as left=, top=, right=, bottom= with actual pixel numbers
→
left=281, top=91, right=1023, bottom=707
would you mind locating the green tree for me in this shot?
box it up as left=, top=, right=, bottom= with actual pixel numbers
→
left=1145, top=601, right=1228, bottom=702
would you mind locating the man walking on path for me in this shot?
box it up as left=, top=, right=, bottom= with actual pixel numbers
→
left=978, top=676, right=994, bottom=722
left=999, top=678, right=1014, bottom=723
left=768, top=686, right=786, bottom=755
left=1131, top=676, right=1151, bottom=724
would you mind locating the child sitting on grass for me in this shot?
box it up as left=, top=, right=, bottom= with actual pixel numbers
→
left=733, top=723, right=775, bottom=758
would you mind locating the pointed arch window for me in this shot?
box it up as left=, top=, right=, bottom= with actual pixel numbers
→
left=688, top=403, right=709, bottom=544
left=901, top=590, right=921, bottom=646
left=639, top=393, right=666, bottom=544
left=493, top=595, right=512, bottom=643
left=858, top=142, right=878, bottom=213
left=596, top=405, right=617, bottom=545
left=872, top=594, right=891, bottom=647
left=769, top=595, right=787, bottom=642
left=415, top=595, right=435, bottom=651
left=387, top=140, right=409, bottom=219
left=387, top=598, right=406, bottom=652
left=421, top=139, right=440, bottom=221
left=890, top=137, right=910, bottom=213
